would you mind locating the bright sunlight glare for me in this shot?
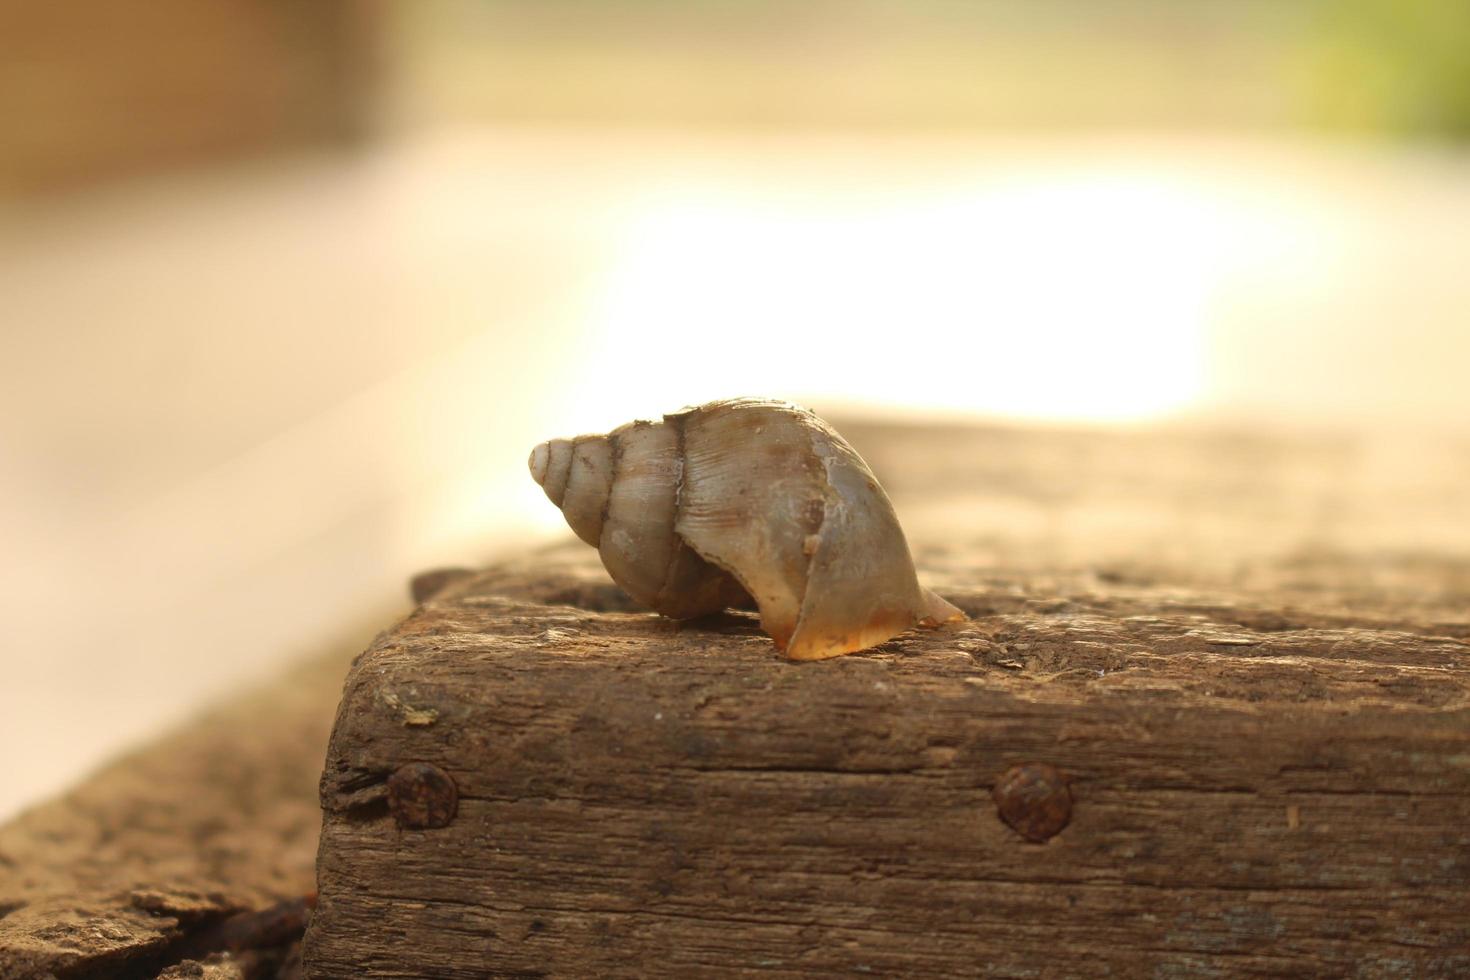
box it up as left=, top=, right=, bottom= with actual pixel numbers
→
left=557, top=165, right=1327, bottom=433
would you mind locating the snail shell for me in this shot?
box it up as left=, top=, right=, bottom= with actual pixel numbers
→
left=529, top=398, right=963, bottom=660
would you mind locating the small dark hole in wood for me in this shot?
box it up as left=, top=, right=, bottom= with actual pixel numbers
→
left=333, top=769, right=389, bottom=795
left=340, top=798, right=390, bottom=825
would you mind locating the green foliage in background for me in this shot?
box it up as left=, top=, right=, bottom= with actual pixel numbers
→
left=1305, top=0, right=1470, bottom=138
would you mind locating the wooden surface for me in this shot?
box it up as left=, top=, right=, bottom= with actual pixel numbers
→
left=3, top=419, right=1470, bottom=978
left=0, top=652, right=343, bottom=979
left=304, top=546, right=1470, bottom=978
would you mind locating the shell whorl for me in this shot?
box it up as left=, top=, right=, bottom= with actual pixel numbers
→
left=530, top=423, right=748, bottom=619
left=529, top=437, right=612, bottom=547
left=530, top=399, right=963, bottom=659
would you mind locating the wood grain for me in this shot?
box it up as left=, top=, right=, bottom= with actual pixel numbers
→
left=0, top=653, right=343, bottom=979
left=5, top=418, right=1469, bottom=978
left=306, top=546, right=1470, bottom=978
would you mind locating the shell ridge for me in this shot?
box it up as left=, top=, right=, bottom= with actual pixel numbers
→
left=542, top=439, right=575, bottom=506
left=653, top=412, right=691, bottom=611
left=559, top=435, right=614, bottom=545
left=786, top=414, right=833, bottom=649
left=786, top=429, right=869, bottom=659
left=672, top=402, right=809, bottom=645
left=664, top=404, right=763, bottom=624
left=785, top=421, right=932, bottom=659
left=596, top=428, right=623, bottom=556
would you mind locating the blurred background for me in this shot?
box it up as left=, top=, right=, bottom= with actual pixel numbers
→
left=3, top=0, right=1469, bottom=820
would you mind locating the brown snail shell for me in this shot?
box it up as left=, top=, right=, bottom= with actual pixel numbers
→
left=529, top=398, right=963, bottom=660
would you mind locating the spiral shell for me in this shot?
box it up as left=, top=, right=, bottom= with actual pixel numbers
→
left=529, top=398, right=963, bottom=660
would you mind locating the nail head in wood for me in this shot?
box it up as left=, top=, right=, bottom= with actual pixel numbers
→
left=386, top=762, right=458, bottom=830
left=993, top=762, right=1072, bottom=842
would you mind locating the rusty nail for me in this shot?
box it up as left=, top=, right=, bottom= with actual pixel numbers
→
left=409, top=567, right=474, bottom=605
left=386, top=762, right=458, bottom=829
left=992, top=762, right=1072, bottom=842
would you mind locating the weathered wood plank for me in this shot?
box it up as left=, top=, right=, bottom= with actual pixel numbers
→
left=305, top=550, right=1470, bottom=978
left=0, top=652, right=345, bottom=979
left=5, top=418, right=1470, bottom=978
